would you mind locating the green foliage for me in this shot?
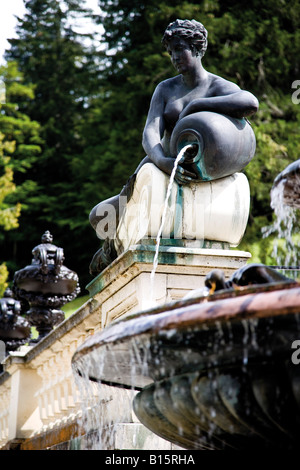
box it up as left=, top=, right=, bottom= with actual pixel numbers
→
left=0, top=62, right=42, bottom=174
left=0, top=133, right=21, bottom=230
left=0, top=263, right=9, bottom=297
left=62, top=294, right=89, bottom=318
left=0, top=62, right=43, bottom=280
left=0, top=130, right=21, bottom=296
left=3, top=0, right=100, bottom=289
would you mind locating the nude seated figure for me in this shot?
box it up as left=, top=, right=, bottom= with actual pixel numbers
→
left=89, top=19, right=258, bottom=275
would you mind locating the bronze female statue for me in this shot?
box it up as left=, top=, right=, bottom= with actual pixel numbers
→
left=89, top=19, right=259, bottom=275
left=141, top=19, right=258, bottom=184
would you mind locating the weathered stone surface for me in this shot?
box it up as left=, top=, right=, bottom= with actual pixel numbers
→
left=115, top=163, right=250, bottom=255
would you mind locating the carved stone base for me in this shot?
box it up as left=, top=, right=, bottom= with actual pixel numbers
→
left=115, top=163, right=250, bottom=256
left=86, top=240, right=250, bottom=329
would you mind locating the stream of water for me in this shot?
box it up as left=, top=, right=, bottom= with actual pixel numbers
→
left=262, top=179, right=298, bottom=268
left=149, top=144, right=194, bottom=304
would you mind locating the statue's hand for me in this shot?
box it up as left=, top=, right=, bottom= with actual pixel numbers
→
left=156, top=157, right=196, bottom=184
left=174, top=165, right=197, bottom=185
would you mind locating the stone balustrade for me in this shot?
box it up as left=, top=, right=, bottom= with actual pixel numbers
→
left=0, top=375, right=10, bottom=445
left=0, top=297, right=101, bottom=449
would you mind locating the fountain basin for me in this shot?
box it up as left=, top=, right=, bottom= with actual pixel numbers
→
left=72, top=281, right=300, bottom=449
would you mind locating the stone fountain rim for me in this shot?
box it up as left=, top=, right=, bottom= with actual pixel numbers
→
left=72, top=280, right=300, bottom=368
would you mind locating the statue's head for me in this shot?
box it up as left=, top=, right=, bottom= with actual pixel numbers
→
left=41, top=230, right=53, bottom=244
left=162, top=19, right=208, bottom=59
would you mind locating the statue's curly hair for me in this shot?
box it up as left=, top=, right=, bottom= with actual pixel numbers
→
left=162, top=19, right=208, bottom=58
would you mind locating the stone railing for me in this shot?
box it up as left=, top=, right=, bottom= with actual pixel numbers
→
left=0, top=293, right=182, bottom=450
left=0, top=298, right=100, bottom=450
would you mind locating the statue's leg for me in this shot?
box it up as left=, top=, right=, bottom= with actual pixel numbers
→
left=89, top=156, right=152, bottom=234
left=134, top=156, right=152, bottom=173
left=89, top=156, right=152, bottom=275
left=89, top=194, right=120, bottom=233
left=89, top=195, right=120, bottom=275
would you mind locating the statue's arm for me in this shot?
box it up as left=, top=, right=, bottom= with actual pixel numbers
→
left=142, top=83, right=175, bottom=176
left=142, top=82, right=197, bottom=183
left=180, top=79, right=258, bottom=120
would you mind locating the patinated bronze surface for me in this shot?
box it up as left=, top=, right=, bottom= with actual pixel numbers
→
left=0, top=288, right=31, bottom=353
left=205, top=263, right=295, bottom=292
left=89, top=19, right=258, bottom=275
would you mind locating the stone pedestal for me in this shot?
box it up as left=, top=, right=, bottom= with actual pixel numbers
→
left=115, top=163, right=250, bottom=256
left=87, top=240, right=251, bottom=329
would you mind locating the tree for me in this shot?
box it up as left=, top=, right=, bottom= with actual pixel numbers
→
left=4, top=0, right=100, bottom=289
left=0, top=133, right=21, bottom=296
left=0, top=61, right=42, bottom=290
left=0, top=263, right=9, bottom=298
left=0, top=136, right=21, bottom=231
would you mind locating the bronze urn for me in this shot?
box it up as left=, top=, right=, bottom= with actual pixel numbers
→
left=13, top=231, right=80, bottom=342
